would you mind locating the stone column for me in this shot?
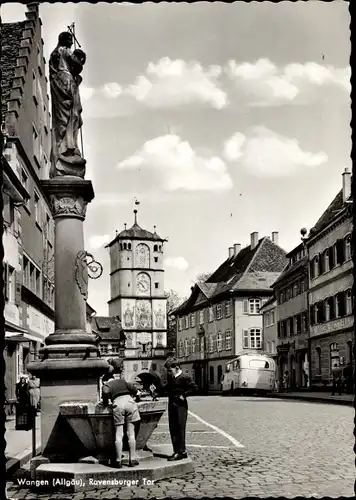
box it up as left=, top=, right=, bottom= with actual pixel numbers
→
left=28, top=177, right=108, bottom=461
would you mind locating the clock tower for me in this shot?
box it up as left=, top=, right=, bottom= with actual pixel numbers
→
left=106, top=210, right=168, bottom=381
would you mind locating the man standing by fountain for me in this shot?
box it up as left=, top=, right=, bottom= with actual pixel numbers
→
left=160, top=359, right=198, bottom=461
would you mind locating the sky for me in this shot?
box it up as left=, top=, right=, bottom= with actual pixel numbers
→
left=2, top=2, right=351, bottom=315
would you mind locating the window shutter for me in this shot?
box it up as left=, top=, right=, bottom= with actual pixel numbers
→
left=243, top=329, right=249, bottom=348
left=329, top=297, right=335, bottom=320
left=339, top=292, right=346, bottom=317
left=243, top=299, right=248, bottom=314
left=318, top=255, right=322, bottom=275
left=309, top=305, right=314, bottom=325
left=3, top=194, right=11, bottom=225
left=328, top=246, right=334, bottom=269
left=309, top=262, right=314, bottom=279
left=277, top=322, right=281, bottom=339
left=15, top=271, right=22, bottom=305
left=3, top=263, right=9, bottom=300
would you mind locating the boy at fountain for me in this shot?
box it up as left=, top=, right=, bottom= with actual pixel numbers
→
left=101, top=358, right=141, bottom=469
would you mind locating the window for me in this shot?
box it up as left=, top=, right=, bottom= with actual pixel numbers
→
left=335, top=239, right=345, bottom=265
left=330, top=342, right=339, bottom=371
left=346, top=290, right=352, bottom=315
left=313, top=256, right=319, bottom=278
left=209, top=307, right=214, bottom=322
left=324, top=298, right=330, bottom=322
left=184, top=316, right=189, bottom=329
left=293, top=283, right=298, bottom=297
left=209, top=366, right=214, bottom=385
left=20, top=169, right=30, bottom=208
left=345, top=235, right=352, bottom=261
left=266, top=340, right=271, bottom=353
left=153, top=245, right=158, bottom=251
left=300, top=280, right=305, bottom=293
left=155, top=283, right=159, bottom=289
left=316, top=348, right=321, bottom=375
left=302, top=312, right=308, bottom=332
left=225, top=330, right=232, bottom=350
left=289, top=317, right=294, bottom=335
left=279, top=291, right=285, bottom=304
left=3, top=194, right=15, bottom=229
left=217, top=365, right=223, bottom=384
left=244, top=328, right=262, bottom=349
left=34, top=192, right=41, bottom=227
left=323, top=249, right=329, bottom=273
left=212, top=334, right=217, bottom=352
left=286, top=288, right=291, bottom=301
left=4, top=264, right=15, bottom=302
left=191, top=338, right=196, bottom=354
left=32, top=70, right=38, bottom=104
left=178, top=340, right=184, bottom=358
left=199, top=310, right=204, bottom=325
left=35, top=268, right=41, bottom=297
left=209, top=334, right=214, bottom=353
left=249, top=298, right=261, bottom=314
left=296, top=315, right=301, bottom=334
left=154, top=257, right=158, bottom=263
left=33, top=124, right=40, bottom=162
left=271, top=310, right=275, bottom=325
left=178, top=318, right=183, bottom=331
left=189, top=313, right=196, bottom=328
left=225, top=300, right=232, bottom=317
left=216, top=304, right=222, bottom=320
left=184, top=339, right=190, bottom=356
left=217, top=331, right=223, bottom=351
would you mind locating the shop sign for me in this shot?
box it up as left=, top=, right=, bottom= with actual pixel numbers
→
left=311, top=315, right=353, bottom=337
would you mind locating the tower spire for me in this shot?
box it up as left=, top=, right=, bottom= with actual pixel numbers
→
left=134, top=209, right=138, bottom=225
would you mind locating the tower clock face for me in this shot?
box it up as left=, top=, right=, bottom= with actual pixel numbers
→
left=137, top=273, right=150, bottom=294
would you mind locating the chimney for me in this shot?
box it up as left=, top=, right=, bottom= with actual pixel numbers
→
left=271, top=232, right=279, bottom=245
left=228, top=247, right=234, bottom=258
left=234, top=243, right=241, bottom=256
left=342, top=167, right=351, bottom=203
left=250, top=232, right=259, bottom=250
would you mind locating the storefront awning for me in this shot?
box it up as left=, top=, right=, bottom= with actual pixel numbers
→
left=5, top=331, right=43, bottom=343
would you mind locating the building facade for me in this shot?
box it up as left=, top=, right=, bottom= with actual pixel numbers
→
left=260, top=297, right=278, bottom=359
left=105, top=210, right=168, bottom=382
left=273, top=243, right=310, bottom=390
left=307, top=168, right=353, bottom=388
left=2, top=3, right=54, bottom=402
left=174, top=232, right=287, bottom=393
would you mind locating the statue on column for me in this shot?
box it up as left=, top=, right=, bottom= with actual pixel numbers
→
left=49, top=31, right=86, bottom=178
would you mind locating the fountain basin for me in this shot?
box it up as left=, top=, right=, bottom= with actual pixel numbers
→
left=59, top=399, right=167, bottom=462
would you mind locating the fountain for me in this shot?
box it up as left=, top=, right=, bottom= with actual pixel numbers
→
left=26, top=25, right=193, bottom=492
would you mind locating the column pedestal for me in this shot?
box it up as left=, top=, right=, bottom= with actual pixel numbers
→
left=28, top=176, right=108, bottom=460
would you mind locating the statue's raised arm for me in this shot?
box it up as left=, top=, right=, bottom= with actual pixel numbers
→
left=49, top=32, right=86, bottom=179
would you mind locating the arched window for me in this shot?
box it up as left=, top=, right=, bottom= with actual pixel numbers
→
left=191, top=338, right=196, bottom=354
left=345, top=234, right=352, bottom=261
left=346, top=340, right=353, bottom=365
left=123, top=242, right=127, bottom=250
left=159, top=245, right=162, bottom=252
left=153, top=244, right=158, bottom=252
left=324, top=298, right=330, bottom=322
left=346, top=289, right=352, bottom=315
left=178, top=340, right=184, bottom=358
left=217, top=365, right=223, bottom=384
left=128, top=243, right=132, bottom=250
left=323, top=249, right=329, bottom=273
left=119, top=243, right=123, bottom=250
left=316, top=347, right=321, bottom=375
left=209, top=366, right=214, bottom=384
left=313, top=256, right=319, bottom=278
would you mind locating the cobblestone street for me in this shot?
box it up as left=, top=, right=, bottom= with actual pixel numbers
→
left=6, top=396, right=355, bottom=499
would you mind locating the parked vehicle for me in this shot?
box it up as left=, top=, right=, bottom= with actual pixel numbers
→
left=221, top=352, right=276, bottom=395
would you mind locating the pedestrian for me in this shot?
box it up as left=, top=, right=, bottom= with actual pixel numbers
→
left=343, top=363, right=353, bottom=394
left=158, top=358, right=198, bottom=461
left=16, top=376, right=29, bottom=407
left=28, top=374, right=40, bottom=413
left=331, top=363, right=342, bottom=396
left=101, top=358, right=141, bottom=469
left=283, top=370, right=289, bottom=392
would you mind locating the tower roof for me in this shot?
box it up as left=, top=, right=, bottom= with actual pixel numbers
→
left=106, top=210, right=167, bottom=247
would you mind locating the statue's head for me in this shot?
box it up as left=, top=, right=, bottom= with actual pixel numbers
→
left=58, top=31, right=73, bottom=48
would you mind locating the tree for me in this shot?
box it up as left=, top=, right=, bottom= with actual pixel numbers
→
left=196, top=272, right=212, bottom=284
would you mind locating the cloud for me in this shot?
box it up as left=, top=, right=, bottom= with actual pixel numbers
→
left=125, top=57, right=227, bottom=109
left=226, top=59, right=350, bottom=106
left=223, top=132, right=246, bottom=161
left=118, top=134, right=233, bottom=192
left=164, top=256, right=189, bottom=271
left=223, top=127, right=328, bottom=177
left=88, top=234, right=111, bottom=249
left=102, top=82, right=123, bottom=98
